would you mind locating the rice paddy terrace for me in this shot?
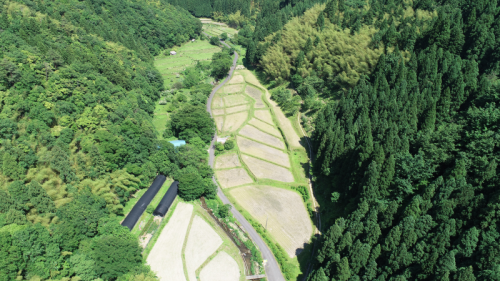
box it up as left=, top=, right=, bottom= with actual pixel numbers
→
left=211, top=69, right=315, bottom=264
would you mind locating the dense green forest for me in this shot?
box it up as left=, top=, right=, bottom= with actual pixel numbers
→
left=237, top=0, right=500, bottom=280
left=0, top=0, right=220, bottom=280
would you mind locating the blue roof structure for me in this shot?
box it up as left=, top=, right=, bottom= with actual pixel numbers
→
left=169, top=140, right=186, bottom=147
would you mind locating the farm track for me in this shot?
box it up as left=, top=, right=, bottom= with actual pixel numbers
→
left=203, top=32, right=286, bottom=281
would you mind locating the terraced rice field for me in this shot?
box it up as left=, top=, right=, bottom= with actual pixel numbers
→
left=215, top=153, right=241, bottom=169
left=244, top=85, right=266, bottom=108
left=214, top=116, right=224, bottom=132
left=254, top=110, right=274, bottom=124
left=215, top=168, right=253, bottom=188
left=223, top=94, right=248, bottom=107
left=223, top=84, right=245, bottom=94
left=241, top=155, right=294, bottom=182
left=200, top=251, right=240, bottom=281
left=228, top=75, right=245, bottom=84
left=247, top=118, right=282, bottom=137
left=226, top=104, right=249, bottom=114
left=239, top=125, right=285, bottom=150
left=223, top=112, right=248, bottom=133
left=237, top=136, right=290, bottom=168
left=230, top=185, right=312, bottom=257
left=185, top=216, right=223, bottom=281
left=147, top=202, right=193, bottom=281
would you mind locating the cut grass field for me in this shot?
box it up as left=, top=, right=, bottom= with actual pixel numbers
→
left=215, top=168, right=253, bottom=189
left=241, top=154, right=294, bottom=182
left=237, top=136, right=291, bottom=168
left=228, top=74, right=245, bottom=84
left=215, top=116, right=224, bottom=133
left=225, top=104, right=249, bottom=114
left=229, top=185, right=312, bottom=257
left=223, top=84, right=245, bottom=94
left=223, top=93, right=248, bottom=106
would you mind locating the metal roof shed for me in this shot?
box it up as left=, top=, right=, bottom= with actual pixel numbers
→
left=121, top=175, right=166, bottom=231
left=153, top=181, right=179, bottom=217
left=169, top=140, right=186, bottom=147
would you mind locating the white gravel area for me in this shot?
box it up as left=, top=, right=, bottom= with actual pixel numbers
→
left=147, top=202, right=193, bottom=281
left=185, top=216, right=223, bottom=281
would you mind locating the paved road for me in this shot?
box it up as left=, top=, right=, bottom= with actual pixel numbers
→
left=204, top=33, right=286, bottom=281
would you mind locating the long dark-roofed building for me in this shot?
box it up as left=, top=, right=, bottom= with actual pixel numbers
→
left=121, top=175, right=166, bottom=230
left=153, top=181, right=179, bottom=217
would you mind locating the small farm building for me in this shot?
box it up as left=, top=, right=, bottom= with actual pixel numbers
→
left=153, top=181, right=179, bottom=217
left=170, top=51, right=177, bottom=55
left=169, top=140, right=186, bottom=147
left=121, top=175, right=167, bottom=231
left=192, top=39, right=195, bottom=42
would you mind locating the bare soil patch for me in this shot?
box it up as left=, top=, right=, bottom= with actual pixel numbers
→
left=223, top=111, right=247, bottom=133
left=237, top=136, right=290, bottom=168
left=215, top=168, right=253, bottom=189
left=253, top=110, right=274, bottom=125
left=247, top=118, right=282, bottom=138
left=213, top=108, right=225, bottom=116
left=244, top=85, right=266, bottom=108
left=241, top=155, right=294, bottom=182
left=225, top=104, right=249, bottom=114
left=185, top=216, right=223, bottom=281
left=228, top=75, right=245, bottom=84
left=147, top=202, right=193, bottom=281
left=224, top=84, right=244, bottom=94
left=223, top=94, right=248, bottom=107
left=230, top=185, right=312, bottom=257
left=238, top=125, right=285, bottom=150
left=215, top=153, right=241, bottom=169
left=214, top=116, right=224, bottom=133
left=199, top=251, right=240, bottom=281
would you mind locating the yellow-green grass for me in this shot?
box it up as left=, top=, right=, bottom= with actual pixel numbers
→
left=238, top=124, right=285, bottom=150
left=154, top=40, right=221, bottom=88
left=215, top=153, right=242, bottom=169
left=241, top=154, right=294, bottom=182
left=229, top=185, right=313, bottom=257
left=222, top=111, right=248, bottom=133
left=254, top=109, right=274, bottom=124
left=215, top=168, right=254, bottom=189
left=248, top=118, right=282, bottom=137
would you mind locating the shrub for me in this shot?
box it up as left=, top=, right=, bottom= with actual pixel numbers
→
left=224, top=140, right=234, bottom=150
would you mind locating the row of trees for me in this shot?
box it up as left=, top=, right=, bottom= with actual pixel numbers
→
left=283, top=0, right=500, bottom=280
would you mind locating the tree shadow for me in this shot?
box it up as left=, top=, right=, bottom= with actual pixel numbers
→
left=296, top=231, right=322, bottom=281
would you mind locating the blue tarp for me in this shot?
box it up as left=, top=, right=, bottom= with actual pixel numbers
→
left=169, top=140, right=186, bottom=147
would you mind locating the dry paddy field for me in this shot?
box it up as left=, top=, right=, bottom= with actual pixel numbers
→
left=147, top=202, right=193, bottom=281
left=230, top=185, right=312, bottom=257
left=248, top=118, right=282, bottom=137
left=215, top=153, right=241, bottom=169
left=228, top=74, right=245, bottom=84
left=185, top=216, right=223, bottom=281
left=224, top=84, right=245, bottom=94
left=254, top=110, right=274, bottom=125
left=214, top=116, right=224, bottom=133
left=272, top=103, right=303, bottom=149
left=223, top=111, right=248, bottom=133
left=238, top=125, right=285, bottom=150
left=226, top=104, right=249, bottom=114
left=244, top=85, right=266, bottom=108
left=213, top=94, right=225, bottom=108
left=199, top=251, right=240, bottom=281
left=213, top=108, right=225, bottom=116
left=241, top=155, right=294, bottom=182
left=215, top=168, right=253, bottom=189
left=223, top=94, right=248, bottom=107
left=237, top=136, right=290, bottom=168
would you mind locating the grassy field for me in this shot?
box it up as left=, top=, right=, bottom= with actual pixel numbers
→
left=202, top=23, right=238, bottom=38
left=154, top=40, right=220, bottom=89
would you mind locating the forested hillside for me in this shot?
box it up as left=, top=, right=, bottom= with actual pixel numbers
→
left=0, top=0, right=211, bottom=280
left=238, top=0, right=500, bottom=280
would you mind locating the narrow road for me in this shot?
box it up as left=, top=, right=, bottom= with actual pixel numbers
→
left=204, top=32, right=286, bottom=281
